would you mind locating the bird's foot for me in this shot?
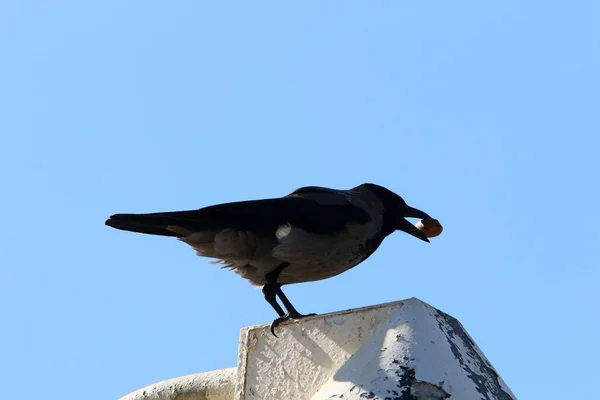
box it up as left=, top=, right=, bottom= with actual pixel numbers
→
left=270, top=312, right=317, bottom=337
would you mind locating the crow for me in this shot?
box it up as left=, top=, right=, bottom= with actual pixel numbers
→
left=105, top=183, right=438, bottom=335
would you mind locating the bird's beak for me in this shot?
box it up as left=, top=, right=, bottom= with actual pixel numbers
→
left=398, top=205, right=431, bottom=242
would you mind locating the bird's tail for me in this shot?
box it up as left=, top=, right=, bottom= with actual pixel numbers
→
left=105, top=211, right=203, bottom=237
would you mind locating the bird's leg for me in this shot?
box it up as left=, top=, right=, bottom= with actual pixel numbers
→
left=261, top=284, right=286, bottom=317
left=271, top=284, right=304, bottom=319
left=265, top=263, right=316, bottom=336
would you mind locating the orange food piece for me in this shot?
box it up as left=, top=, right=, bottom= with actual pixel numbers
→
left=416, top=218, right=443, bottom=238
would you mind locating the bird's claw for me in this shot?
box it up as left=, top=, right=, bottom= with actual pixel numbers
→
left=270, top=316, right=288, bottom=337
left=270, top=312, right=317, bottom=337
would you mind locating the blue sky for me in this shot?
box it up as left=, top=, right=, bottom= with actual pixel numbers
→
left=1, top=1, right=598, bottom=399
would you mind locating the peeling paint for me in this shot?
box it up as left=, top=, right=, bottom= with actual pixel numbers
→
left=412, top=381, right=450, bottom=400
left=120, top=298, right=515, bottom=400
left=234, top=299, right=517, bottom=400
left=435, top=310, right=514, bottom=400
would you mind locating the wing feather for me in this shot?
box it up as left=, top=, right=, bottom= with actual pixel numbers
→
left=106, top=189, right=370, bottom=237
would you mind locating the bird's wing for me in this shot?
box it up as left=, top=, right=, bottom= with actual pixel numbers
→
left=105, top=188, right=370, bottom=237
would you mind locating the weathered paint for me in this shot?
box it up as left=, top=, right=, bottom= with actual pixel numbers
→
left=118, top=298, right=515, bottom=400
left=236, top=298, right=516, bottom=400
left=236, top=302, right=404, bottom=400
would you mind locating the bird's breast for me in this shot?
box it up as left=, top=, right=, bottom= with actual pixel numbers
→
left=272, top=220, right=384, bottom=284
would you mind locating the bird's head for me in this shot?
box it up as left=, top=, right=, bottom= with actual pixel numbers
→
left=362, top=183, right=432, bottom=242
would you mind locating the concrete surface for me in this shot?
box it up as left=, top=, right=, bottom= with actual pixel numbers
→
left=119, top=368, right=236, bottom=400
left=120, top=298, right=516, bottom=400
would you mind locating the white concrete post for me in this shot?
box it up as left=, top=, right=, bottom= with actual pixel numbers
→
left=121, top=298, right=516, bottom=400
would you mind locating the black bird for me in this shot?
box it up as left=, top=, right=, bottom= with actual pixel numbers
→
left=105, top=183, right=435, bottom=335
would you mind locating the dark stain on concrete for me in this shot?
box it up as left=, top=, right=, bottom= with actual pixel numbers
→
left=435, top=310, right=515, bottom=400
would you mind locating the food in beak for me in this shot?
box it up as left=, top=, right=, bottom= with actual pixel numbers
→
left=416, top=218, right=443, bottom=238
